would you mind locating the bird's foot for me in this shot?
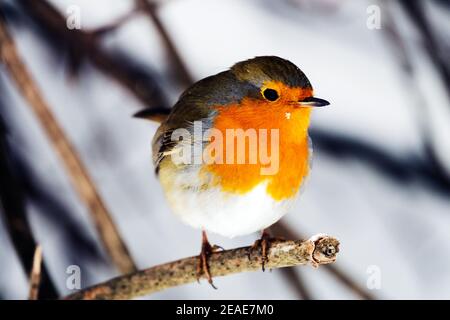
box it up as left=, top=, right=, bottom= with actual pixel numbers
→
left=248, top=229, right=282, bottom=272
left=196, top=231, right=223, bottom=289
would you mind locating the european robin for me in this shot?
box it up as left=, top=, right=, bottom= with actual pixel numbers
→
left=136, top=56, right=329, bottom=287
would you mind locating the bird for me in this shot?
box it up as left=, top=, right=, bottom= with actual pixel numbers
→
left=135, top=56, right=330, bottom=288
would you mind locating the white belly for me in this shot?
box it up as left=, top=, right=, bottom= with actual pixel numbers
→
left=159, top=164, right=298, bottom=238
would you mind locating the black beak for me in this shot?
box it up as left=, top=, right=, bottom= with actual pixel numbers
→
left=298, top=97, right=330, bottom=107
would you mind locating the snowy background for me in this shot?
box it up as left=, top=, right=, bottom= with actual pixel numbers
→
left=0, top=0, right=449, bottom=299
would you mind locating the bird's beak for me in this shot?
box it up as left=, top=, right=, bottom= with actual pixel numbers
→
left=297, top=97, right=330, bottom=108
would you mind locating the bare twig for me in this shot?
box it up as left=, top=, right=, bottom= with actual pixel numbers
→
left=0, top=13, right=136, bottom=274
left=28, top=245, right=43, bottom=300
left=65, top=235, right=340, bottom=300
left=270, top=222, right=375, bottom=300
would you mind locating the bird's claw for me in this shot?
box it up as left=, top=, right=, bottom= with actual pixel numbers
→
left=211, top=244, right=225, bottom=252
left=196, top=231, right=222, bottom=289
left=247, top=230, right=274, bottom=272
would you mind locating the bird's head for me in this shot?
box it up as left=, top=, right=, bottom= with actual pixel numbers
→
left=229, top=56, right=329, bottom=109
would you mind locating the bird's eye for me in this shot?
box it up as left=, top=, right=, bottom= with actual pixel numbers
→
left=262, top=88, right=279, bottom=101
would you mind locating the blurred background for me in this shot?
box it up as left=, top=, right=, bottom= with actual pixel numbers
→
left=0, top=0, right=449, bottom=300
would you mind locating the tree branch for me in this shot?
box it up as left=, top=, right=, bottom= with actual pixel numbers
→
left=28, top=245, right=43, bottom=300
left=270, top=222, right=375, bottom=300
left=65, top=235, right=339, bottom=300
left=0, top=11, right=137, bottom=274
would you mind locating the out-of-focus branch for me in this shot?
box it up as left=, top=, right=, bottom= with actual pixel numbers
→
left=0, top=113, right=58, bottom=298
left=310, top=128, right=450, bottom=197
left=380, top=1, right=450, bottom=193
left=28, top=245, right=42, bottom=300
left=398, top=0, right=450, bottom=99
left=90, top=7, right=140, bottom=38
left=270, top=222, right=375, bottom=300
left=65, top=235, right=340, bottom=300
left=137, top=0, right=194, bottom=87
left=279, top=266, right=312, bottom=300
left=0, top=13, right=136, bottom=274
left=17, top=0, right=168, bottom=110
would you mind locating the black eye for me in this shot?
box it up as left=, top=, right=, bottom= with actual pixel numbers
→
left=263, top=88, right=279, bottom=101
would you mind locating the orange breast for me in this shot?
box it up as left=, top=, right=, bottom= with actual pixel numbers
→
left=202, top=96, right=311, bottom=201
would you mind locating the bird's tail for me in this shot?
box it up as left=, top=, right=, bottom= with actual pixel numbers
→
left=133, top=107, right=171, bottom=123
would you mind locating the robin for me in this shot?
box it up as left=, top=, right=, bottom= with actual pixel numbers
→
left=135, top=56, right=329, bottom=288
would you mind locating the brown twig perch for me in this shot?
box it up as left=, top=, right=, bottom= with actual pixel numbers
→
left=270, top=222, right=375, bottom=300
left=28, top=245, right=43, bottom=300
left=66, top=235, right=339, bottom=300
left=0, top=12, right=136, bottom=274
